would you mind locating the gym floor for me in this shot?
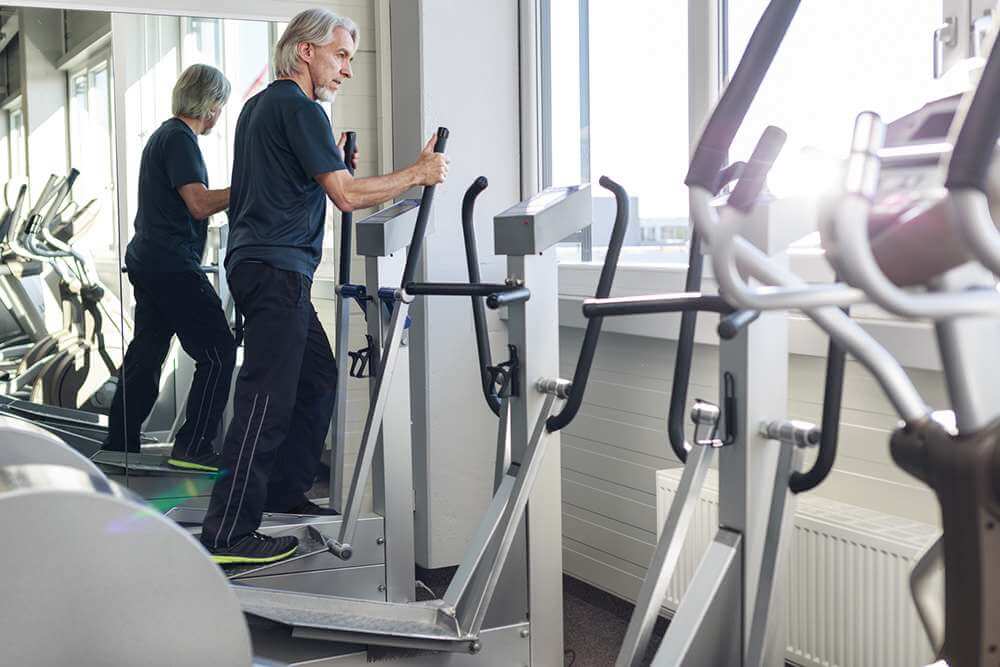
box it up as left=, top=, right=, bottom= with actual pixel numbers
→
left=416, top=565, right=666, bottom=667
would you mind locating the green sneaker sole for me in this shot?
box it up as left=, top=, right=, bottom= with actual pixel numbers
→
left=166, top=458, right=219, bottom=473
left=210, top=545, right=298, bottom=565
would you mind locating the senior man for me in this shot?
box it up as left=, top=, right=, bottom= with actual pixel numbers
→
left=201, top=9, right=448, bottom=564
left=105, top=64, right=235, bottom=471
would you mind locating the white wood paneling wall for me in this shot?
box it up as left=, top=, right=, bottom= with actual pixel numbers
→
left=559, top=325, right=947, bottom=603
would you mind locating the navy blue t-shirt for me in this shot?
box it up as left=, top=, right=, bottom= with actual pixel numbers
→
left=225, top=79, right=347, bottom=279
left=125, top=118, right=209, bottom=272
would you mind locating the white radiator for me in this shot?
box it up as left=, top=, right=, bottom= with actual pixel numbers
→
left=655, top=469, right=939, bottom=667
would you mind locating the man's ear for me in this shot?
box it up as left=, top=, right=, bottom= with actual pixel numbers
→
left=296, top=41, right=313, bottom=64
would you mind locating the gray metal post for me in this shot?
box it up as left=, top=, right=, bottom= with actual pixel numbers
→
left=717, top=309, right=789, bottom=663
left=329, top=288, right=351, bottom=513
left=365, top=251, right=416, bottom=603
left=506, top=251, right=564, bottom=666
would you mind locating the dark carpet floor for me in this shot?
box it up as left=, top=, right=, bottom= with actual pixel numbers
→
left=416, top=565, right=665, bottom=667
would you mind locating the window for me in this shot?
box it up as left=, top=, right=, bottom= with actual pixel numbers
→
left=728, top=0, right=948, bottom=199
left=182, top=17, right=226, bottom=188
left=7, top=103, right=24, bottom=184
left=545, top=0, right=690, bottom=265
left=543, top=0, right=949, bottom=265
left=68, top=55, right=116, bottom=260
left=181, top=17, right=223, bottom=69
left=180, top=18, right=271, bottom=189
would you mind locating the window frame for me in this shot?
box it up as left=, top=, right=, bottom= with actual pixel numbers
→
left=67, top=49, right=113, bottom=172
left=4, top=96, right=24, bottom=184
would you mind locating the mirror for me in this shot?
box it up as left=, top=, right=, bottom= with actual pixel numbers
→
left=0, top=3, right=383, bottom=542
left=108, top=13, right=279, bottom=507
left=0, top=7, right=123, bottom=459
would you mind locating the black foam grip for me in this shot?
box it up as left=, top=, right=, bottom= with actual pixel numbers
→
left=727, top=125, right=787, bottom=213
left=486, top=287, right=530, bottom=309
left=717, top=308, right=761, bottom=338
left=342, top=131, right=358, bottom=175
left=946, top=33, right=1000, bottom=192
left=338, top=132, right=358, bottom=285
left=581, top=293, right=732, bottom=318
left=685, top=0, right=799, bottom=191
left=406, top=282, right=509, bottom=297
left=401, top=127, right=449, bottom=286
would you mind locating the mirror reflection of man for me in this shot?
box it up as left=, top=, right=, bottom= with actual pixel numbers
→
left=200, top=9, right=448, bottom=565
left=104, top=65, right=235, bottom=472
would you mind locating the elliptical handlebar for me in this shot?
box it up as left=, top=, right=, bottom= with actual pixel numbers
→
left=685, top=0, right=800, bottom=192
left=400, top=127, right=448, bottom=288
left=337, top=131, right=358, bottom=286
left=0, top=184, right=27, bottom=246
left=945, top=30, right=1000, bottom=194
left=546, top=175, right=629, bottom=433
left=939, top=31, right=1000, bottom=278
left=460, top=176, right=501, bottom=415
left=789, top=298, right=847, bottom=494
left=726, top=125, right=786, bottom=213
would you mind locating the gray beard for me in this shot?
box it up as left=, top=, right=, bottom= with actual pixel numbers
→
left=315, top=86, right=337, bottom=103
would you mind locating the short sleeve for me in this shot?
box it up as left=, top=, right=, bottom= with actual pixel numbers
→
left=165, top=132, right=209, bottom=189
left=287, top=103, right=348, bottom=178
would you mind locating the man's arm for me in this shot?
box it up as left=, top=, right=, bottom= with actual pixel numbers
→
left=316, top=133, right=448, bottom=212
left=178, top=184, right=230, bottom=221
left=315, top=169, right=418, bottom=213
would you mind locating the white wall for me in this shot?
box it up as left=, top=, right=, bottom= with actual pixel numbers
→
left=63, top=9, right=110, bottom=52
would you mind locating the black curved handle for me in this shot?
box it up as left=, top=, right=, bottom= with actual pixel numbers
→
left=460, top=176, right=500, bottom=415
left=717, top=308, right=760, bottom=339
left=401, top=127, right=449, bottom=286
left=338, top=131, right=358, bottom=285
left=666, top=226, right=708, bottom=463
left=547, top=176, right=629, bottom=433
left=946, top=33, right=1000, bottom=192
left=790, top=303, right=847, bottom=493
left=727, top=125, right=787, bottom=213
left=685, top=0, right=799, bottom=191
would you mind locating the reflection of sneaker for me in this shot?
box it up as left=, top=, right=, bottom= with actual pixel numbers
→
left=268, top=498, right=340, bottom=516
left=166, top=451, right=221, bottom=473
left=205, top=531, right=299, bottom=565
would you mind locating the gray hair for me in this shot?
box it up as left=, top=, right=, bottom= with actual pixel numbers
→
left=274, top=9, right=359, bottom=79
left=172, top=64, right=231, bottom=119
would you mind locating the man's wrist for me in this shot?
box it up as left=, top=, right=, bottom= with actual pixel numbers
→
left=404, top=165, right=421, bottom=188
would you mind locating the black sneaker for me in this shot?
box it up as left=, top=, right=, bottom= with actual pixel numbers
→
left=205, top=531, right=299, bottom=565
left=268, top=498, right=340, bottom=516
left=167, top=451, right=221, bottom=473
